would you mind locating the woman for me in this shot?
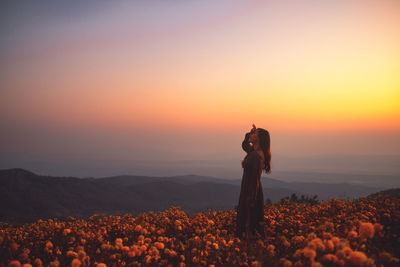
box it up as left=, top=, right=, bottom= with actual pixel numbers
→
left=236, top=124, right=271, bottom=238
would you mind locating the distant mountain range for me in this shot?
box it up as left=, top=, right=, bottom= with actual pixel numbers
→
left=0, top=168, right=387, bottom=224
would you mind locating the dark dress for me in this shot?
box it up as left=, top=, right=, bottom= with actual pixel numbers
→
left=236, top=132, right=265, bottom=237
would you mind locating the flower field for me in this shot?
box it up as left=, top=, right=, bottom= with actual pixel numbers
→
left=1, top=194, right=399, bottom=267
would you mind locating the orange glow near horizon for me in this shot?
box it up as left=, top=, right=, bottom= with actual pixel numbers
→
left=1, top=0, right=399, bottom=135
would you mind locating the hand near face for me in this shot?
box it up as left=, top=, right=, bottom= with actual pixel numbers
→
left=249, top=124, right=258, bottom=143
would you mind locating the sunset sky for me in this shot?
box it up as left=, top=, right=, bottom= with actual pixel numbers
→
left=1, top=0, right=399, bottom=180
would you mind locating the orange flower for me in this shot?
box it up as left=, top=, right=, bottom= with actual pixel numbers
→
left=302, top=247, right=316, bottom=262
left=1, top=195, right=399, bottom=267
left=291, top=235, right=305, bottom=245
left=66, top=250, right=78, bottom=258
left=192, top=256, right=199, bottom=264
left=310, top=262, right=322, bottom=267
left=267, top=244, right=275, bottom=252
left=342, top=246, right=353, bottom=257
left=212, top=242, right=219, bottom=250
left=331, top=237, right=340, bottom=246
left=279, top=258, right=293, bottom=267
left=7, top=261, right=21, bottom=267
left=349, top=251, right=367, bottom=266
left=154, top=242, right=164, bottom=250
left=308, top=238, right=325, bottom=251
left=251, top=260, right=260, bottom=267
left=115, top=238, right=123, bottom=246
left=71, top=259, right=82, bottom=267
left=128, top=250, right=136, bottom=258
left=322, top=254, right=339, bottom=263
left=45, top=241, right=53, bottom=249
left=373, top=223, right=383, bottom=232
left=144, top=255, right=152, bottom=264
left=359, top=222, right=375, bottom=239
left=49, top=259, right=60, bottom=267
left=140, top=244, right=148, bottom=252
left=33, top=259, right=43, bottom=267
left=63, top=228, right=72, bottom=235
left=324, top=240, right=334, bottom=251
left=347, top=231, right=358, bottom=239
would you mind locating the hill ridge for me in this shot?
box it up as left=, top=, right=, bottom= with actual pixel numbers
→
left=0, top=168, right=386, bottom=224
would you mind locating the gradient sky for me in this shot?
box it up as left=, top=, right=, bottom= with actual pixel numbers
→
left=1, top=0, right=399, bottom=180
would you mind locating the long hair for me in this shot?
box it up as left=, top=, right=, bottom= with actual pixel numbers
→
left=257, top=128, right=271, bottom=174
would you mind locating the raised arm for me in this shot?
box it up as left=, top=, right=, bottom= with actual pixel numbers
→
left=242, top=131, right=254, bottom=153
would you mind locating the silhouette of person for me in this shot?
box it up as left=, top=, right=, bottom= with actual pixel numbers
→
left=236, top=124, right=271, bottom=239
